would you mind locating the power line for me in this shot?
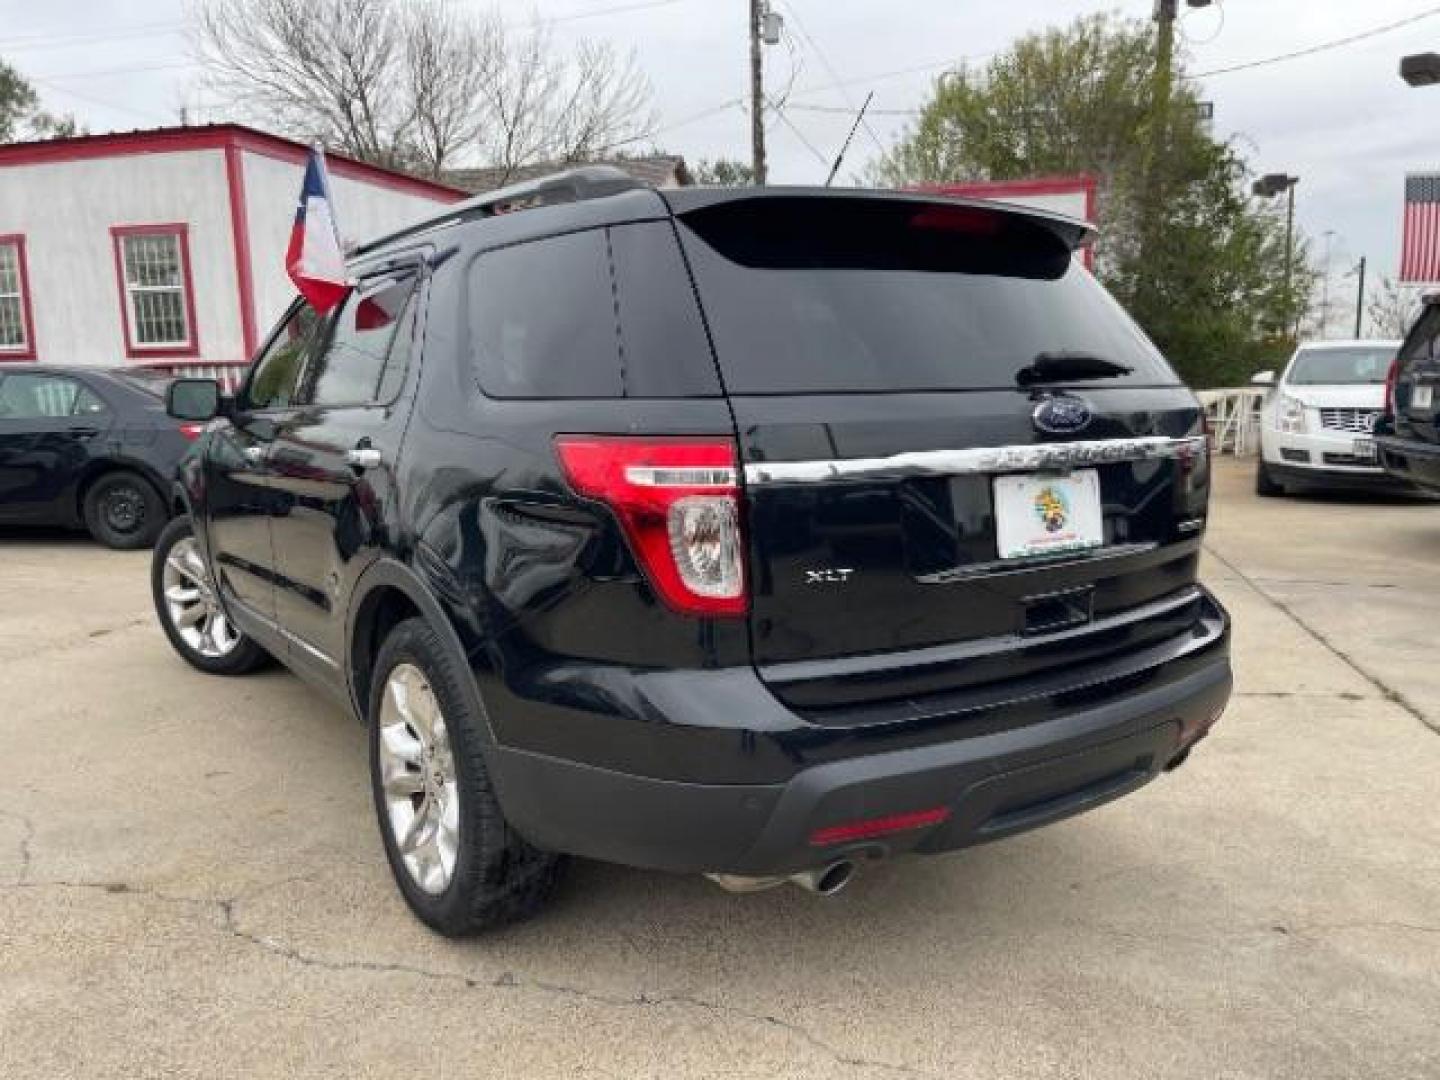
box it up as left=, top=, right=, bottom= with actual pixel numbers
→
left=0, top=21, right=186, bottom=52
left=38, top=59, right=200, bottom=83
left=773, top=0, right=886, bottom=156
left=1194, top=5, right=1440, bottom=78
left=765, top=95, right=829, bottom=168
left=28, top=72, right=169, bottom=125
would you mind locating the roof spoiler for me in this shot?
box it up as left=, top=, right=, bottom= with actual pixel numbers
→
left=659, top=186, right=1097, bottom=254
left=354, top=165, right=644, bottom=256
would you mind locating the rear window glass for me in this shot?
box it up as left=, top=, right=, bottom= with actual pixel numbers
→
left=1287, top=346, right=1395, bottom=385
left=676, top=198, right=1178, bottom=394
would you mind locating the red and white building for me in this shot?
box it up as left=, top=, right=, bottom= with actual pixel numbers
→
left=0, top=124, right=464, bottom=381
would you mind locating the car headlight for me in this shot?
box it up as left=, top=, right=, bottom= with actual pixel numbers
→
left=1276, top=393, right=1307, bottom=434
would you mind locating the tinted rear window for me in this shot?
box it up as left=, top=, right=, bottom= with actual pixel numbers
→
left=676, top=198, right=1178, bottom=394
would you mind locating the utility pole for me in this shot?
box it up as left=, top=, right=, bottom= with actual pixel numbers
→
left=749, top=0, right=767, bottom=185
left=1320, top=230, right=1336, bottom=338
left=1353, top=256, right=1367, bottom=338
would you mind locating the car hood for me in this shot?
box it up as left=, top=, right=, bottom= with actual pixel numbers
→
left=1281, top=384, right=1386, bottom=409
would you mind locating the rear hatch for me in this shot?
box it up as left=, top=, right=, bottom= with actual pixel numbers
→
left=1393, top=302, right=1440, bottom=444
left=670, top=192, right=1210, bottom=715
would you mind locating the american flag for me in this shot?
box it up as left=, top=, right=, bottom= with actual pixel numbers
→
left=1401, top=173, right=1440, bottom=283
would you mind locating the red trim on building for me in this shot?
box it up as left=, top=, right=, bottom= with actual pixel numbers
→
left=110, top=223, right=202, bottom=360
left=0, top=234, right=38, bottom=362
left=0, top=124, right=467, bottom=204
left=224, top=143, right=259, bottom=359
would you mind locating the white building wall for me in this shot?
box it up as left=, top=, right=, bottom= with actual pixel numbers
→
left=0, top=149, right=243, bottom=366
left=241, top=151, right=454, bottom=336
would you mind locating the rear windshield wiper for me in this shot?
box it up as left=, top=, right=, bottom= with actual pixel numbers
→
left=1016, top=351, right=1134, bottom=387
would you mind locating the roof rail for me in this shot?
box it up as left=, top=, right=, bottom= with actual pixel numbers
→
left=354, top=165, right=644, bottom=256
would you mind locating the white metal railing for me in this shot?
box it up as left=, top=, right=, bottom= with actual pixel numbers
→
left=141, top=361, right=250, bottom=394
left=1196, top=387, right=1267, bottom=456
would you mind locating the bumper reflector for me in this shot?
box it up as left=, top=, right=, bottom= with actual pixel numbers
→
left=809, top=807, right=951, bottom=847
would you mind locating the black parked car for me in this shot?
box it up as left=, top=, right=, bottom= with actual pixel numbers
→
left=151, top=169, right=1232, bottom=935
left=1376, top=295, right=1440, bottom=492
left=0, top=364, right=197, bottom=548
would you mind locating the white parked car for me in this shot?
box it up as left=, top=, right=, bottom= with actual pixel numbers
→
left=1254, top=339, right=1410, bottom=496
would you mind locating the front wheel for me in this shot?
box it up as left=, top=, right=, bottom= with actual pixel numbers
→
left=369, top=617, right=566, bottom=935
left=151, top=517, right=269, bottom=676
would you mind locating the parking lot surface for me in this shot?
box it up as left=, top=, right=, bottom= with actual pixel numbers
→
left=2, top=458, right=1438, bottom=1079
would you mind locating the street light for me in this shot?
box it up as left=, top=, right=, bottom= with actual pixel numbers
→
left=1400, top=52, right=1440, bottom=87
left=1253, top=174, right=1300, bottom=337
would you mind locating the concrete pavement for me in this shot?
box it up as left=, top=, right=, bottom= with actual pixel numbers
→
left=1, top=460, right=1437, bottom=1079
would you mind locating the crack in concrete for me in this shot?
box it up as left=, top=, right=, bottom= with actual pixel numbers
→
left=1233, top=690, right=1370, bottom=701
left=0, top=810, right=35, bottom=885
left=1205, top=544, right=1438, bottom=735
left=4, top=873, right=936, bottom=1079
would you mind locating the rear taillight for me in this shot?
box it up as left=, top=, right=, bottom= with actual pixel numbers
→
left=555, top=436, right=747, bottom=617
left=178, top=423, right=204, bottom=441
left=1385, top=356, right=1401, bottom=415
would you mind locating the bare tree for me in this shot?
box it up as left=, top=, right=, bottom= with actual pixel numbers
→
left=1367, top=275, right=1427, bottom=339
left=191, top=0, right=656, bottom=178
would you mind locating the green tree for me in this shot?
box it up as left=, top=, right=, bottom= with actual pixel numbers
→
left=692, top=158, right=755, bottom=186
left=871, top=14, right=1309, bottom=387
left=0, top=58, right=80, bottom=142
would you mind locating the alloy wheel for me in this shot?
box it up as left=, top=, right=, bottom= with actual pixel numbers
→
left=161, top=536, right=241, bottom=658
left=377, top=663, right=460, bottom=895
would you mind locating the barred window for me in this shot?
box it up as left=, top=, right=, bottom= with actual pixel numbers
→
left=0, top=238, right=31, bottom=354
left=116, top=228, right=193, bottom=350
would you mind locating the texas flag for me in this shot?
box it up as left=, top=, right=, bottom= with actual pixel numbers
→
left=285, top=147, right=350, bottom=314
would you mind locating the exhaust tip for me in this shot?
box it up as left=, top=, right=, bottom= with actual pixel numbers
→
left=792, top=860, right=855, bottom=897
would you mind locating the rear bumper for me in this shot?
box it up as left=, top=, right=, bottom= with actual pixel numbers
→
left=1376, top=435, right=1440, bottom=493
left=487, top=593, right=1232, bottom=876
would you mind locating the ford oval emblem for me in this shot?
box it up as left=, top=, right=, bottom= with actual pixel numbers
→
left=1033, top=394, right=1092, bottom=435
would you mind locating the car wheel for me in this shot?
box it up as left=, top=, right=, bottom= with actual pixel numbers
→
left=84, top=471, right=165, bottom=549
left=151, top=517, right=269, bottom=676
left=1255, top=460, right=1285, bottom=498
left=369, top=616, right=566, bottom=936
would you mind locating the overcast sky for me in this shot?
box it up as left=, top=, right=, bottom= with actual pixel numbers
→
left=8, top=0, right=1440, bottom=321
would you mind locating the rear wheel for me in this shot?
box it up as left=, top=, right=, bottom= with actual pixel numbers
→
left=151, top=517, right=269, bottom=676
left=1255, top=460, right=1285, bottom=498
left=84, top=471, right=165, bottom=549
left=369, top=617, right=565, bottom=935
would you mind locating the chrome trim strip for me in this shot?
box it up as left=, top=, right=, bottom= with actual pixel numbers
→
left=743, top=436, right=1206, bottom=485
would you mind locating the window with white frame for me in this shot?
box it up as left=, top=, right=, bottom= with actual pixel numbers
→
left=117, top=230, right=192, bottom=349
left=0, top=239, right=30, bottom=353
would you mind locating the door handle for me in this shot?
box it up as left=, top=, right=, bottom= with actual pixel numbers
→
left=346, top=445, right=383, bottom=470
left=67, top=426, right=100, bottom=440
left=242, top=445, right=268, bottom=465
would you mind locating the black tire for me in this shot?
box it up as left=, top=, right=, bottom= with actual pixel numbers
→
left=369, top=616, right=566, bottom=936
left=1255, top=460, right=1285, bottom=498
left=150, top=517, right=270, bottom=676
left=84, top=470, right=165, bottom=549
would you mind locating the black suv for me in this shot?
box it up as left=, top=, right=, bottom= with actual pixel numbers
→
left=151, top=169, right=1231, bottom=934
left=1377, top=295, right=1440, bottom=492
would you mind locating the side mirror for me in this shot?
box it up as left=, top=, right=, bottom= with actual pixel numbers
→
left=166, top=378, right=222, bottom=422
left=1250, top=370, right=1276, bottom=387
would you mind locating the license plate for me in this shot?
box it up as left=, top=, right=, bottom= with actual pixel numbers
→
left=994, top=470, right=1104, bottom=560
left=1414, top=385, right=1433, bottom=410
left=1353, top=437, right=1377, bottom=463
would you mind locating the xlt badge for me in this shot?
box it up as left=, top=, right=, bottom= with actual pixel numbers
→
left=805, top=568, right=855, bottom=584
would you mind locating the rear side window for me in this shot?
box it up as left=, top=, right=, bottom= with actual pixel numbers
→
left=676, top=197, right=1179, bottom=394
left=467, top=225, right=719, bottom=399
left=469, top=230, right=620, bottom=398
